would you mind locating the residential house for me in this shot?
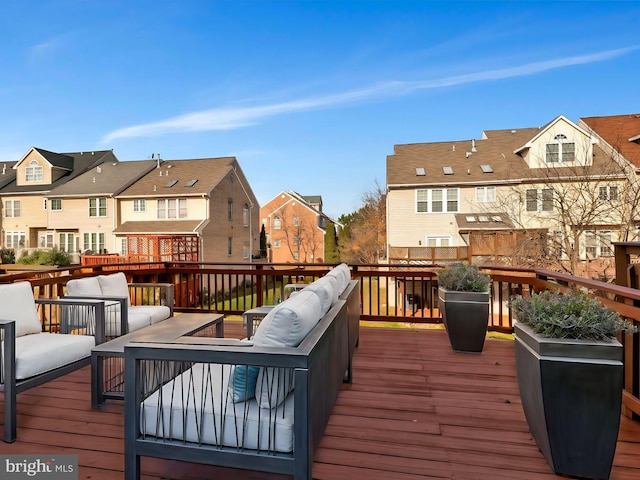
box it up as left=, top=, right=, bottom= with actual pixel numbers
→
left=115, top=157, right=259, bottom=263
left=579, top=113, right=640, bottom=242
left=0, top=148, right=118, bottom=256
left=386, top=115, right=628, bottom=277
left=261, top=191, right=334, bottom=263
left=46, top=160, right=157, bottom=262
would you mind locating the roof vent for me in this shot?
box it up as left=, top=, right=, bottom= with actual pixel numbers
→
left=415, top=167, right=425, bottom=176
left=465, top=152, right=471, bottom=158
left=511, top=130, right=516, bottom=134
left=471, top=139, right=477, bottom=153
left=96, top=166, right=101, bottom=173
left=452, top=145, right=456, bottom=152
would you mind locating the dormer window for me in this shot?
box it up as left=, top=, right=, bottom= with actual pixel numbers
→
left=546, top=134, right=575, bottom=163
left=26, top=160, right=43, bottom=182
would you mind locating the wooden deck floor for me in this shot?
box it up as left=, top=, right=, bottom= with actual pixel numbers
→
left=2, top=320, right=640, bottom=479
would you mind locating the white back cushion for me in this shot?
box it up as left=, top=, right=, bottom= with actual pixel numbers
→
left=66, top=276, right=102, bottom=297
left=303, top=276, right=337, bottom=316
left=0, top=282, right=41, bottom=337
left=97, top=273, right=130, bottom=307
left=326, top=269, right=346, bottom=296
left=252, top=290, right=322, bottom=348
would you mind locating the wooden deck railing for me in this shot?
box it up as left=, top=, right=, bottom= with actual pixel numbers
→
left=3, top=259, right=640, bottom=419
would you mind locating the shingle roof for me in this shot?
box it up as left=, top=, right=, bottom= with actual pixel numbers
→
left=455, top=213, right=515, bottom=231
left=49, top=160, right=157, bottom=196
left=33, top=148, right=74, bottom=170
left=0, top=161, right=17, bottom=189
left=387, top=128, right=540, bottom=187
left=113, top=220, right=203, bottom=234
left=387, top=126, right=625, bottom=187
left=118, top=157, right=237, bottom=197
left=0, top=149, right=118, bottom=194
left=581, top=114, right=640, bottom=168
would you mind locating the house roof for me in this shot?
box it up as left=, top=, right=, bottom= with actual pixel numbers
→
left=118, top=157, right=237, bottom=197
left=0, top=161, right=17, bottom=189
left=387, top=125, right=624, bottom=188
left=0, top=149, right=118, bottom=194
left=31, top=148, right=75, bottom=170
left=49, top=160, right=157, bottom=196
left=113, top=220, right=203, bottom=234
left=455, top=213, right=515, bottom=231
left=387, top=127, right=539, bottom=187
left=580, top=114, right=640, bottom=168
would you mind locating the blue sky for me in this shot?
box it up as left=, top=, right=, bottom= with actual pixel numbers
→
left=1, top=1, right=638, bottom=219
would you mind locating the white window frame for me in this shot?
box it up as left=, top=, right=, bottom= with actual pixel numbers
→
left=416, top=188, right=459, bottom=213
left=39, top=231, right=54, bottom=248
left=5, top=199, right=21, bottom=218
left=425, top=236, right=451, bottom=246
left=546, top=136, right=575, bottom=163
left=525, top=188, right=554, bottom=212
left=157, top=198, right=187, bottom=219
left=51, top=198, right=62, bottom=211
left=475, top=186, right=496, bottom=203
left=243, top=244, right=250, bottom=259
left=59, top=232, right=75, bottom=253
left=83, top=232, right=105, bottom=253
left=585, top=230, right=613, bottom=258
left=25, top=160, right=43, bottom=182
left=6, top=231, right=25, bottom=249
left=89, top=197, right=107, bottom=218
left=133, top=199, right=146, bottom=212
left=273, top=239, right=281, bottom=248
left=273, top=216, right=282, bottom=230
left=293, top=215, right=300, bottom=227
left=243, top=204, right=249, bottom=227
left=599, top=186, right=619, bottom=201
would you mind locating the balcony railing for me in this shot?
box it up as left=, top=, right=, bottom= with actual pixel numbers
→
left=5, top=256, right=640, bottom=420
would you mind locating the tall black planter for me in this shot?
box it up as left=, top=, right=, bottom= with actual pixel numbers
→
left=514, top=323, right=623, bottom=480
left=438, top=287, right=489, bottom=353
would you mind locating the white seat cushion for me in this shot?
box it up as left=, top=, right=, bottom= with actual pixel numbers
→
left=0, top=282, right=42, bottom=337
left=97, top=273, right=131, bottom=307
left=130, top=305, right=170, bottom=325
left=326, top=269, right=347, bottom=296
left=14, top=333, right=95, bottom=380
left=141, top=363, right=294, bottom=452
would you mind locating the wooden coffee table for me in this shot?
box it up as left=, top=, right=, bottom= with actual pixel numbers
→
left=91, top=313, right=224, bottom=407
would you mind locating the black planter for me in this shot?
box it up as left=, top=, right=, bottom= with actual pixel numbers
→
left=438, top=287, right=489, bottom=353
left=514, top=323, right=623, bottom=480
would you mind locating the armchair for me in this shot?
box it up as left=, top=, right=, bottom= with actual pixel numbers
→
left=1, top=281, right=107, bottom=442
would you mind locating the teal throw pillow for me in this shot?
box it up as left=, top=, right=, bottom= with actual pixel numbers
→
left=228, top=365, right=260, bottom=403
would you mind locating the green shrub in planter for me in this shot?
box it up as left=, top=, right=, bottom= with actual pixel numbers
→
left=437, top=263, right=490, bottom=292
left=511, top=290, right=635, bottom=340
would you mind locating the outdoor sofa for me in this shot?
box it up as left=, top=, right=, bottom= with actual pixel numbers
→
left=124, top=264, right=360, bottom=480
left=0, top=281, right=108, bottom=442
left=65, top=272, right=174, bottom=338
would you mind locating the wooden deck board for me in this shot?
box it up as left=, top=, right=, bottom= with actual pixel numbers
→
left=1, top=321, right=640, bottom=479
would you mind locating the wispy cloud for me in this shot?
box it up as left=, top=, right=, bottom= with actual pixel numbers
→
left=102, top=46, right=637, bottom=143
left=30, top=34, right=71, bottom=59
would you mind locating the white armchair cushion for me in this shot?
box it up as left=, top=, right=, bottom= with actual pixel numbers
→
left=14, top=333, right=95, bottom=380
left=66, top=276, right=102, bottom=297
left=97, top=273, right=131, bottom=307
left=326, top=269, right=347, bottom=295
left=0, top=282, right=42, bottom=337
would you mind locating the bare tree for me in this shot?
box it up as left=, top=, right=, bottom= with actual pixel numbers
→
left=340, top=181, right=386, bottom=264
left=277, top=203, right=324, bottom=263
left=489, top=138, right=631, bottom=276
